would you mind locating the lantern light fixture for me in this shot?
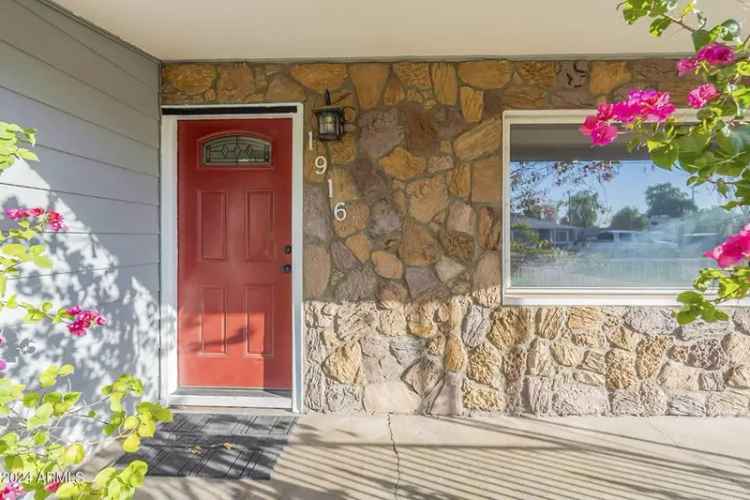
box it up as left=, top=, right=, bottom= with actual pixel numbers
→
left=313, top=90, right=349, bottom=142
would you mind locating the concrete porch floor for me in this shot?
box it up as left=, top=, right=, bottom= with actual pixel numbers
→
left=126, top=414, right=750, bottom=499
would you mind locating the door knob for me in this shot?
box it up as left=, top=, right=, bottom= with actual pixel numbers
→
left=283, top=245, right=292, bottom=255
left=281, top=264, right=292, bottom=273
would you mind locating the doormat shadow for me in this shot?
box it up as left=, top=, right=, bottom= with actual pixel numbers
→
left=114, top=414, right=297, bottom=479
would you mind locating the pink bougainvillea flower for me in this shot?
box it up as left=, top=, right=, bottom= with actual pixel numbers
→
left=3, top=207, right=66, bottom=232
left=696, top=42, right=736, bottom=66
left=627, top=89, right=676, bottom=122
left=590, top=121, right=619, bottom=146
left=46, top=210, right=65, bottom=232
left=66, top=307, right=106, bottom=336
left=44, top=481, right=61, bottom=493
left=0, top=359, right=6, bottom=372
left=0, top=481, right=23, bottom=500
left=4, top=208, right=26, bottom=220
left=595, top=103, right=615, bottom=121
left=581, top=89, right=675, bottom=145
left=676, top=57, right=698, bottom=76
left=580, top=116, right=619, bottom=146
left=688, top=83, right=720, bottom=109
left=612, top=99, right=642, bottom=124
left=579, top=115, right=599, bottom=136
left=704, top=225, right=750, bottom=267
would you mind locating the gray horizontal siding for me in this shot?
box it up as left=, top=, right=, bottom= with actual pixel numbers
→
left=1, top=0, right=161, bottom=436
left=0, top=1, right=158, bottom=118
left=0, top=41, right=158, bottom=147
left=15, top=0, right=160, bottom=89
left=0, top=184, right=159, bottom=233
left=1, top=86, right=159, bottom=176
left=0, top=145, right=158, bottom=205
left=11, top=233, right=160, bottom=277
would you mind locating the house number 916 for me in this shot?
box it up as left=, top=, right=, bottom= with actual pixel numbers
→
left=313, top=154, right=347, bottom=221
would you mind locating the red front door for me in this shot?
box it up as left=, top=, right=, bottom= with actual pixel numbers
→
left=178, top=118, right=292, bottom=390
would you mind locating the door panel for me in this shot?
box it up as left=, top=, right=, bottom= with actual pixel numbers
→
left=178, top=118, right=292, bottom=390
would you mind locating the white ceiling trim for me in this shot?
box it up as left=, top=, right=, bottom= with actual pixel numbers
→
left=50, top=0, right=750, bottom=62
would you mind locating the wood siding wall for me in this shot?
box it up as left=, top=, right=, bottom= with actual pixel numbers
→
left=0, top=0, right=161, bottom=428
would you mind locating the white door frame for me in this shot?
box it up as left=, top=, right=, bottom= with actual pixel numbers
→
left=159, top=104, right=305, bottom=412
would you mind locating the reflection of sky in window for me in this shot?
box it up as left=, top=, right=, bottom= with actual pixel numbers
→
left=511, top=160, right=729, bottom=226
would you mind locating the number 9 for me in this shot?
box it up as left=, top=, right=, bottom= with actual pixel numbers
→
left=314, top=156, right=328, bottom=175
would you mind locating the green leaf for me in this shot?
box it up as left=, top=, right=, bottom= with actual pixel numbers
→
left=126, top=460, right=148, bottom=486
left=33, top=431, right=48, bottom=445
left=122, top=433, right=141, bottom=453
left=649, top=17, right=672, bottom=37
left=22, top=391, right=41, bottom=408
left=55, top=482, right=81, bottom=498
left=650, top=144, right=679, bottom=169
left=63, top=442, right=86, bottom=465
left=677, top=308, right=699, bottom=325
left=719, top=18, right=742, bottom=41
left=94, top=467, right=117, bottom=489
left=1, top=244, right=26, bottom=258
left=676, top=132, right=710, bottom=154
left=58, top=364, right=74, bottom=376
left=737, top=62, right=750, bottom=77
left=27, top=402, right=54, bottom=429
left=4, top=454, right=23, bottom=472
left=692, top=29, right=712, bottom=50
left=32, top=255, right=52, bottom=269
left=123, top=416, right=139, bottom=430
left=16, top=149, right=38, bottom=162
left=39, top=365, right=59, bottom=387
left=677, top=291, right=703, bottom=304
left=137, top=419, right=156, bottom=438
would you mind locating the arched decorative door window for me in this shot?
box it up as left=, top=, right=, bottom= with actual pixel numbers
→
left=200, top=133, right=272, bottom=167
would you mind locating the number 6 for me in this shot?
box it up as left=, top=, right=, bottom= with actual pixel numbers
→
left=333, top=202, right=347, bottom=222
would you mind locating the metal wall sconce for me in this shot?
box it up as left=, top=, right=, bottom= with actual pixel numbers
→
left=313, top=90, right=349, bottom=141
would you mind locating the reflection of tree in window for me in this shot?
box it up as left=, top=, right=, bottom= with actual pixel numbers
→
left=510, top=160, right=620, bottom=219
left=560, top=190, right=606, bottom=228
left=610, top=206, right=648, bottom=230
left=645, top=183, right=697, bottom=218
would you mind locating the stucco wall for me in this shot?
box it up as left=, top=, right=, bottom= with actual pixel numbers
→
left=162, top=58, right=750, bottom=417
left=1, top=0, right=161, bottom=438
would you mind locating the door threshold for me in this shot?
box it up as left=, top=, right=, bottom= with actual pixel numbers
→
left=168, top=388, right=292, bottom=409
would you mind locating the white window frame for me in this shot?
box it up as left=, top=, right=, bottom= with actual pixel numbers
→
left=501, top=109, right=747, bottom=307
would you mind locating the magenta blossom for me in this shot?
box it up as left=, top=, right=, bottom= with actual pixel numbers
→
left=66, top=306, right=106, bottom=336
left=677, top=43, right=736, bottom=78
left=696, top=42, right=736, bottom=66
left=627, top=89, right=675, bottom=122
left=579, top=116, right=619, bottom=146
left=580, top=89, right=675, bottom=146
left=688, top=83, right=720, bottom=109
left=4, top=207, right=65, bottom=232
left=590, top=122, right=619, bottom=146
left=0, top=481, right=23, bottom=500
left=676, top=58, right=698, bottom=77
left=44, top=481, right=61, bottom=493
left=704, top=225, right=750, bottom=268
left=0, top=359, right=6, bottom=372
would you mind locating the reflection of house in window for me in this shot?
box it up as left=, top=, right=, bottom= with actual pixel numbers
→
left=511, top=214, right=581, bottom=248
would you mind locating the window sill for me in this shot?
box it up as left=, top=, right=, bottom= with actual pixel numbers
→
left=503, top=288, right=750, bottom=307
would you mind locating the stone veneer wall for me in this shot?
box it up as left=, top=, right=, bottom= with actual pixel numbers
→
left=162, top=59, right=750, bottom=417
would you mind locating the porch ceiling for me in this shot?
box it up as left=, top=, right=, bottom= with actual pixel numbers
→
left=52, top=0, right=749, bottom=62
